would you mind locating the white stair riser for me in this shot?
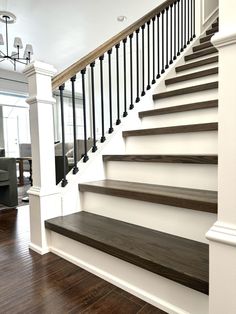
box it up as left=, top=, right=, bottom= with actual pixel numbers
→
left=153, top=90, right=218, bottom=109
left=50, top=232, right=209, bottom=314
left=82, top=192, right=216, bottom=244
left=125, top=131, right=217, bottom=154
left=105, top=161, right=217, bottom=190
left=141, top=107, right=218, bottom=128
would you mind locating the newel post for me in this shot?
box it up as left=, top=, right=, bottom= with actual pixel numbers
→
left=23, top=61, right=62, bottom=255
left=206, top=1, right=236, bottom=313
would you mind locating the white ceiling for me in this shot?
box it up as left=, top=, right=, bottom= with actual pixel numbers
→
left=0, top=0, right=163, bottom=74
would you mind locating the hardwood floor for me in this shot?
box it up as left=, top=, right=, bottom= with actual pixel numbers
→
left=0, top=206, right=166, bottom=314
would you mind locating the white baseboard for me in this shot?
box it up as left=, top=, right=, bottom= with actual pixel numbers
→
left=29, top=242, right=50, bottom=255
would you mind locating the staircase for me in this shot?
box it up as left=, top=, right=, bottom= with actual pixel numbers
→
left=45, top=20, right=219, bottom=314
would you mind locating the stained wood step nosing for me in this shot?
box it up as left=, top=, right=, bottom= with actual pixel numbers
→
left=103, top=154, right=218, bottom=164
left=206, top=27, right=218, bottom=35
left=45, top=211, right=209, bottom=294
left=193, top=41, right=213, bottom=52
left=175, top=56, right=218, bottom=73
left=123, top=122, right=218, bottom=137
left=139, top=100, right=218, bottom=118
left=79, top=179, right=217, bottom=214
left=185, top=47, right=218, bottom=61
left=153, top=82, right=218, bottom=100
left=165, top=68, right=218, bottom=85
left=200, top=34, right=214, bottom=44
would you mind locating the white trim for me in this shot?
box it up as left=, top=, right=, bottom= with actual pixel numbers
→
left=206, top=221, right=236, bottom=247
left=28, top=185, right=60, bottom=197
left=23, top=61, right=57, bottom=78
left=26, top=96, right=56, bottom=106
left=202, top=6, right=219, bottom=27
left=29, top=242, right=50, bottom=255
left=211, top=29, right=236, bottom=48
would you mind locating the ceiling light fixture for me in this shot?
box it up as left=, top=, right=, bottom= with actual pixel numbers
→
left=117, top=15, right=127, bottom=22
left=0, top=11, right=33, bottom=71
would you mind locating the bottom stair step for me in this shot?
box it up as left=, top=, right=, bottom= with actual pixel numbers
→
left=45, top=211, right=209, bottom=294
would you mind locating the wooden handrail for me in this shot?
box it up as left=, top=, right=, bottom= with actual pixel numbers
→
left=52, top=0, right=175, bottom=90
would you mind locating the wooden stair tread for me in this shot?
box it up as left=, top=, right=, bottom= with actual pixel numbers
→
left=212, top=22, right=218, bottom=28
left=45, top=211, right=209, bottom=294
left=165, top=68, right=218, bottom=85
left=206, top=27, right=218, bottom=35
left=193, top=41, right=213, bottom=52
left=79, top=179, right=217, bottom=213
left=153, top=82, right=218, bottom=100
left=103, top=154, right=218, bottom=164
left=139, top=100, right=218, bottom=118
left=123, top=122, right=218, bottom=137
left=185, top=47, right=218, bottom=61
left=175, top=56, right=218, bottom=72
left=200, top=34, right=214, bottom=44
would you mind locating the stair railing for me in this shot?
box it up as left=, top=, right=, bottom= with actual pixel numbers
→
left=52, top=0, right=195, bottom=187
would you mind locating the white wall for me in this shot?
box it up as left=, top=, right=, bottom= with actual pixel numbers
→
left=0, top=69, right=28, bottom=95
left=203, top=0, right=219, bottom=23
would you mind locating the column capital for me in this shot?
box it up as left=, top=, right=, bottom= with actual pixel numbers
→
left=23, top=61, right=57, bottom=78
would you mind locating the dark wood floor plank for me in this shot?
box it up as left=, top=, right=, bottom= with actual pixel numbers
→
left=0, top=207, right=163, bottom=313
left=45, top=211, right=209, bottom=294
left=103, top=154, right=218, bottom=164
left=139, top=100, right=218, bottom=118
left=138, top=303, right=168, bottom=314
left=175, top=56, right=218, bottom=72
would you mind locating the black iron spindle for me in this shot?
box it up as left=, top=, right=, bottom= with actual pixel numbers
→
left=107, top=49, right=114, bottom=133
left=70, top=75, right=78, bottom=174
left=90, top=62, right=97, bottom=152
left=129, top=34, right=134, bottom=109
left=156, top=13, right=161, bottom=79
left=141, top=25, right=145, bottom=96
left=181, top=0, right=184, bottom=52
left=193, top=0, right=196, bottom=38
left=177, top=0, right=180, bottom=56
left=161, top=10, right=165, bottom=74
left=165, top=7, right=169, bottom=69
left=115, top=44, right=121, bottom=125
left=152, top=17, right=156, bottom=84
left=147, top=21, right=151, bottom=89
left=170, top=4, right=173, bottom=64
left=59, top=84, right=68, bottom=187
left=173, top=1, right=177, bottom=60
left=123, top=38, right=128, bottom=117
left=81, top=69, right=89, bottom=162
left=99, top=55, right=106, bottom=143
left=136, top=29, right=140, bottom=102
left=190, top=0, right=193, bottom=40
left=184, top=0, right=187, bottom=48
left=187, top=0, right=190, bottom=44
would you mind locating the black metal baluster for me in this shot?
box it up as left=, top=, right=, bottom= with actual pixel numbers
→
left=70, top=75, right=78, bottom=174
left=181, top=0, right=184, bottom=52
left=193, top=0, right=196, bottom=38
left=156, top=13, right=161, bottom=79
left=129, top=34, right=134, bottom=109
left=136, top=28, right=140, bottom=102
left=141, top=24, right=145, bottom=96
left=187, top=0, right=190, bottom=44
left=99, top=55, right=106, bottom=143
left=115, top=43, right=121, bottom=125
left=170, top=4, right=173, bottom=64
left=184, top=0, right=187, bottom=48
left=165, top=7, right=169, bottom=69
left=107, top=49, right=114, bottom=133
left=152, top=17, right=156, bottom=84
left=173, top=1, right=177, bottom=60
left=190, top=0, right=193, bottom=41
left=59, top=84, right=68, bottom=187
left=90, top=62, right=97, bottom=152
left=177, top=0, right=180, bottom=56
left=123, top=38, right=128, bottom=117
left=147, top=21, right=151, bottom=89
left=81, top=69, right=89, bottom=162
left=161, top=10, right=165, bottom=74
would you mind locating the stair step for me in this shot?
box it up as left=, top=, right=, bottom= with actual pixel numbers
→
left=176, top=56, right=218, bottom=72
left=212, top=22, right=218, bottom=28
left=153, top=82, right=218, bottom=100
left=206, top=27, right=218, bottom=35
left=165, top=68, right=218, bottom=85
left=79, top=179, right=217, bottom=214
left=193, top=41, right=213, bottom=52
left=139, top=100, right=218, bottom=118
left=45, top=211, right=209, bottom=294
left=185, top=47, right=218, bottom=61
left=103, top=154, right=218, bottom=164
left=200, top=34, right=213, bottom=44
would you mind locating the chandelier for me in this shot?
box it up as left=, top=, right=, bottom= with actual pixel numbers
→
left=0, top=11, right=33, bottom=70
